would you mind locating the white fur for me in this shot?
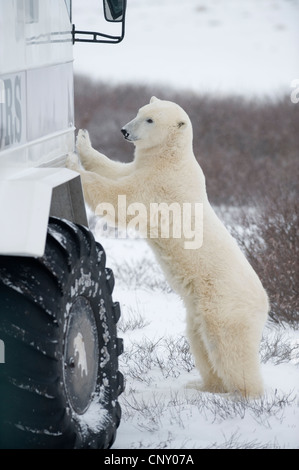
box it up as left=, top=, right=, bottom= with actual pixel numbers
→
left=67, top=97, right=269, bottom=398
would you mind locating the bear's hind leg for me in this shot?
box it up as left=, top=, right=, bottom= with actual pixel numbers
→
left=205, top=320, right=265, bottom=398
left=186, top=321, right=226, bottom=393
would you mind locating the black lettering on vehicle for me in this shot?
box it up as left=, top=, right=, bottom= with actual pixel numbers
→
left=0, top=74, right=24, bottom=149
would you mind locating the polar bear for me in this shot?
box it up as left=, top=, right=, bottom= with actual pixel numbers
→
left=67, top=97, right=269, bottom=398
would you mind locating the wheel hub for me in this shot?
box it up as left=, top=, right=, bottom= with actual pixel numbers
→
left=63, top=296, right=99, bottom=414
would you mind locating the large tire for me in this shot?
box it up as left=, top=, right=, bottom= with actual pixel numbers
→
left=0, top=217, right=124, bottom=449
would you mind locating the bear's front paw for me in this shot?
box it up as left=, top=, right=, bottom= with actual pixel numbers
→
left=66, top=153, right=81, bottom=172
left=76, top=129, right=92, bottom=155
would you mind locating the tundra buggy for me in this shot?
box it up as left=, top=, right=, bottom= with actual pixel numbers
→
left=0, top=0, right=126, bottom=449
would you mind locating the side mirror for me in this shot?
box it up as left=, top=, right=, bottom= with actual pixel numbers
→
left=103, top=0, right=125, bottom=22
left=73, top=0, right=127, bottom=44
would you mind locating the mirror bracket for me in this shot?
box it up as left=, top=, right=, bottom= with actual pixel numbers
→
left=72, top=0, right=126, bottom=44
left=72, top=23, right=125, bottom=44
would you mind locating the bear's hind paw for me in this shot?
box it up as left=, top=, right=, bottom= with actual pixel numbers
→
left=185, top=379, right=226, bottom=394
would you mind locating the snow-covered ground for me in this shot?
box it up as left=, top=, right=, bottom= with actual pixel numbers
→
left=92, top=221, right=299, bottom=450
left=72, top=0, right=299, bottom=98
left=72, top=1, right=299, bottom=449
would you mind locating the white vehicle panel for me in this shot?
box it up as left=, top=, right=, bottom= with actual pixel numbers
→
left=0, top=0, right=79, bottom=256
left=0, top=0, right=72, bottom=75
left=0, top=168, right=80, bottom=256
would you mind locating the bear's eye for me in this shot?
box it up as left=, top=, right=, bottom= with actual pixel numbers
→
left=146, top=118, right=154, bottom=124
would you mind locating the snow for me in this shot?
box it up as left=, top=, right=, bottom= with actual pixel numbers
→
left=71, top=0, right=299, bottom=449
left=91, top=229, right=299, bottom=450
left=74, top=394, right=109, bottom=434
left=72, top=0, right=299, bottom=98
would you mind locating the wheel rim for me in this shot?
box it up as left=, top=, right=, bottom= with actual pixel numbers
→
left=63, top=296, right=99, bottom=414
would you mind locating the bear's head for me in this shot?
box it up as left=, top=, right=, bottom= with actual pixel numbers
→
left=121, top=97, right=192, bottom=152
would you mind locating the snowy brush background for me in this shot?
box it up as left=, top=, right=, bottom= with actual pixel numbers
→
left=72, top=0, right=299, bottom=449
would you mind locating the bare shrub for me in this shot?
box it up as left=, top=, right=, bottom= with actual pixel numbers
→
left=260, top=329, right=299, bottom=365
left=118, top=308, right=151, bottom=333
left=230, top=195, right=298, bottom=325
left=108, top=257, right=172, bottom=293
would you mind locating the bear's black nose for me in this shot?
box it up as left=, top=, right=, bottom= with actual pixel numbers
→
left=121, top=128, right=129, bottom=139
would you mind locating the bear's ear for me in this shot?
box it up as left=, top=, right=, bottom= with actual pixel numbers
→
left=150, top=96, right=160, bottom=104
left=177, top=121, right=186, bottom=129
